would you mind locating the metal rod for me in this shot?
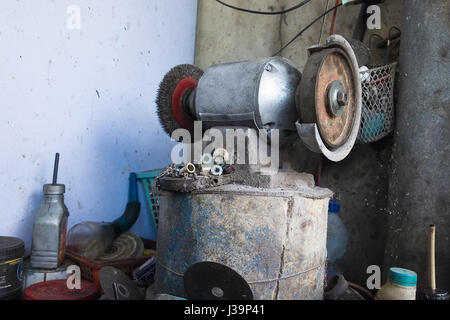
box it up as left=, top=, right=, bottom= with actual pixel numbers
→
left=52, top=153, right=60, bottom=184
left=112, top=282, right=120, bottom=300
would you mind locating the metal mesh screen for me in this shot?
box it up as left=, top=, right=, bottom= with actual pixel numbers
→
left=358, top=63, right=397, bottom=143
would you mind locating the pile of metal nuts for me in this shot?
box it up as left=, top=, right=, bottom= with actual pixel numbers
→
left=160, top=148, right=234, bottom=179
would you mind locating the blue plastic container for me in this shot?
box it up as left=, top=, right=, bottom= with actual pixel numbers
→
left=326, top=199, right=348, bottom=267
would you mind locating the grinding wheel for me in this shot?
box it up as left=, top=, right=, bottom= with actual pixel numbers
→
left=156, top=64, right=203, bottom=136
left=296, top=35, right=362, bottom=161
left=298, top=48, right=357, bottom=149
left=184, top=262, right=253, bottom=300
left=99, top=266, right=144, bottom=300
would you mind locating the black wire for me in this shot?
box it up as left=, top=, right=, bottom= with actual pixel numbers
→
left=273, top=3, right=342, bottom=55
left=216, top=0, right=313, bottom=15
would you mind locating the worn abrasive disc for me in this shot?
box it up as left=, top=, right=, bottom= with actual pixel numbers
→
left=99, top=266, right=143, bottom=300
left=184, top=262, right=253, bottom=300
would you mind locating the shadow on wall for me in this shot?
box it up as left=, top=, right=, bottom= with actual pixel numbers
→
left=16, top=192, right=41, bottom=253
left=88, top=115, right=168, bottom=241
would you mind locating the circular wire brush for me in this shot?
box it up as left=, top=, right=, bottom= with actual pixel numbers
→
left=156, top=64, right=203, bottom=137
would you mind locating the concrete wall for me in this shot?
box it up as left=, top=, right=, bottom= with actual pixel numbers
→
left=0, top=0, right=198, bottom=249
left=195, top=0, right=403, bottom=286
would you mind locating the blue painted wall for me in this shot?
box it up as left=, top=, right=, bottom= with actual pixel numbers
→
left=0, top=0, right=198, bottom=249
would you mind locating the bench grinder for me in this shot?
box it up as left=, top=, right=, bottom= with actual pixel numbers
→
left=156, top=35, right=361, bottom=162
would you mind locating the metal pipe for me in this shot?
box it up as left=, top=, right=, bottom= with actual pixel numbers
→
left=52, top=153, right=59, bottom=184
left=383, top=0, right=450, bottom=290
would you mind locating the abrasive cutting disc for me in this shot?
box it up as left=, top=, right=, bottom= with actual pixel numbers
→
left=297, top=47, right=358, bottom=149
left=184, top=262, right=253, bottom=300
left=156, top=64, right=203, bottom=136
left=99, top=266, right=143, bottom=300
left=99, top=232, right=144, bottom=261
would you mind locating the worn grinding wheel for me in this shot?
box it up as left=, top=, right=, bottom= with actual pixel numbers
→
left=156, top=64, right=203, bottom=136
left=298, top=48, right=358, bottom=149
left=295, top=35, right=362, bottom=162
left=184, top=262, right=253, bottom=300
left=99, top=266, right=144, bottom=300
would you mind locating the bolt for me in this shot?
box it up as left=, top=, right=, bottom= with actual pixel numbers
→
left=337, top=91, right=348, bottom=106
left=265, top=63, right=272, bottom=72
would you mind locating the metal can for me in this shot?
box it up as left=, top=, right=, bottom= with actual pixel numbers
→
left=0, top=237, right=25, bottom=300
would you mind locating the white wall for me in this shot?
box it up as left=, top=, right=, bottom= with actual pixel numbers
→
left=0, top=0, right=198, bottom=249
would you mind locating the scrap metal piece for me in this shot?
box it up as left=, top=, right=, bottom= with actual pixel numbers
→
left=213, top=148, right=230, bottom=164
left=157, top=174, right=232, bottom=192
left=296, top=34, right=362, bottom=162
left=180, top=162, right=196, bottom=175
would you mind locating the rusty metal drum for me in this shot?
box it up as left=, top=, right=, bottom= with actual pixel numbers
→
left=154, top=179, right=332, bottom=300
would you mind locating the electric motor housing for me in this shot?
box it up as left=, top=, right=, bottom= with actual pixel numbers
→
left=194, top=56, right=301, bottom=134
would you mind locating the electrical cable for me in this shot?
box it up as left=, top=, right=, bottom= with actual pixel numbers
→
left=317, top=0, right=330, bottom=45
left=216, top=0, right=313, bottom=15
left=329, top=0, right=340, bottom=35
left=273, top=3, right=343, bottom=55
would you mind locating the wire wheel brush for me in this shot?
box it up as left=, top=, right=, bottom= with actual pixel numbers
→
left=156, top=64, right=203, bottom=136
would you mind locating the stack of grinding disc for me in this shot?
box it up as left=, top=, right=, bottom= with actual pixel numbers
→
left=98, top=232, right=144, bottom=261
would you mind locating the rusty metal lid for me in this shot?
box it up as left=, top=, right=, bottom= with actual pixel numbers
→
left=23, top=279, right=99, bottom=300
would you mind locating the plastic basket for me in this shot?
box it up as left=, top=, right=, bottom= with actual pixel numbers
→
left=136, top=169, right=163, bottom=237
left=358, top=63, right=397, bottom=143
left=66, top=248, right=151, bottom=292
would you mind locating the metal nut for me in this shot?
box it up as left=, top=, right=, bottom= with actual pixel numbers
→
left=180, top=162, right=196, bottom=175
left=201, top=153, right=213, bottom=165
left=212, top=148, right=230, bottom=164
left=210, top=165, right=223, bottom=176
left=337, top=91, right=348, bottom=106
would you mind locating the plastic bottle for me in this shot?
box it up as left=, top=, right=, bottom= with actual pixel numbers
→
left=375, top=267, right=417, bottom=300
left=66, top=221, right=116, bottom=260
left=326, top=198, right=348, bottom=273
left=30, top=184, right=69, bottom=269
left=66, top=172, right=141, bottom=260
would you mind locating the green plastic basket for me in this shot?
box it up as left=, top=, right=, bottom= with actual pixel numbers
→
left=136, top=169, right=163, bottom=238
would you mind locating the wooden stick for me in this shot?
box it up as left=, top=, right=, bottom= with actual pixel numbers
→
left=429, top=224, right=436, bottom=291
